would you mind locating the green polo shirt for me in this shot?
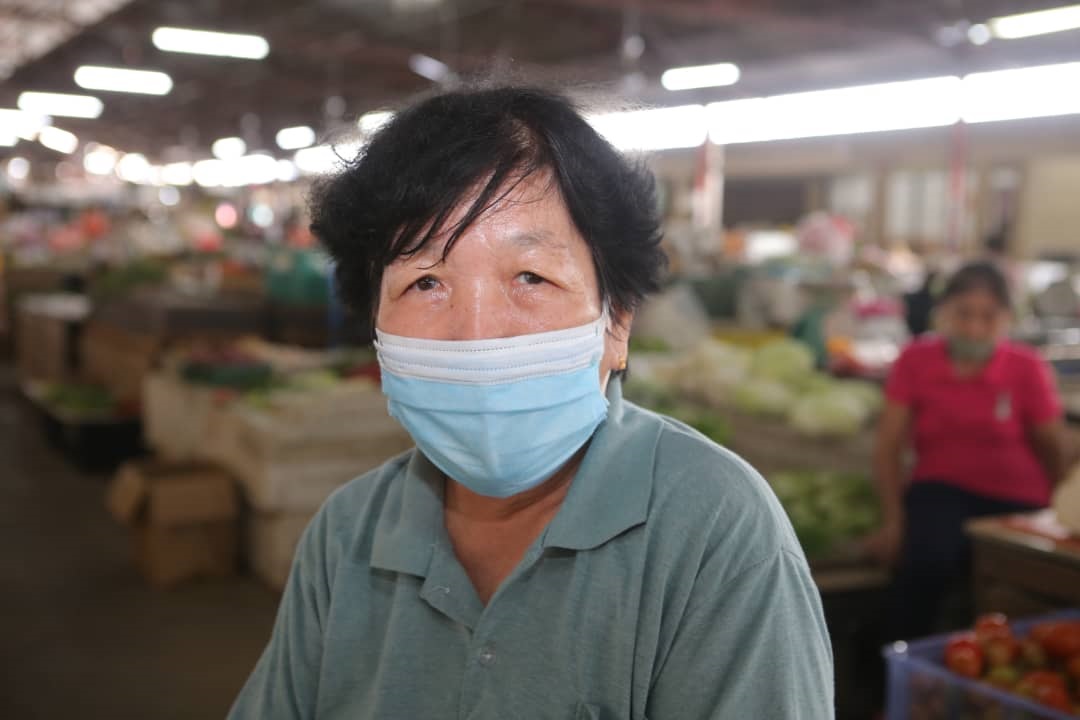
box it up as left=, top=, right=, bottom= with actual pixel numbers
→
left=230, top=379, right=834, bottom=719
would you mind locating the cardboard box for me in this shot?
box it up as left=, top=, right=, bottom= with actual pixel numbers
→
left=143, top=372, right=235, bottom=462
left=81, top=321, right=163, bottom=405
left=15, top=293, right=90, bottom=384
left=214, top=383, right=413, bottom=512
left=106, top=460, right=238, bottom=588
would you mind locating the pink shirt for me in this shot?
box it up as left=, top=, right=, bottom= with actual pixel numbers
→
left=885, top=336, right=1062, bottom=506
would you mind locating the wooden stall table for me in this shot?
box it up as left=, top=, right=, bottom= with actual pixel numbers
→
left=967, top=511, right=1080, bottom=617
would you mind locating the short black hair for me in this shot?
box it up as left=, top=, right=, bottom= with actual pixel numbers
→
left=939, top=261, right=1011, bottom=310
left=310, top=85, right=667, bottom=326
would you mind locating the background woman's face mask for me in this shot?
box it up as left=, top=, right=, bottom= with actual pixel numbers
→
left=947, top=336, right=997, bottom=363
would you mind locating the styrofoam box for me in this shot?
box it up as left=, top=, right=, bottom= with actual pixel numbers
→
left=883, top=611, right=1080, bottom=720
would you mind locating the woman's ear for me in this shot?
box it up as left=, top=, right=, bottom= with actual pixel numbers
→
left=602, top=308, right=634, bottom=375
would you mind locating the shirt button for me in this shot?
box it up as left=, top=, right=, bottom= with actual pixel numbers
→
left=478, top=644, right=497, bottom=667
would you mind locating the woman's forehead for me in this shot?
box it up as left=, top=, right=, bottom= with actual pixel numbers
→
left=396, top=177, right=583, bottom=263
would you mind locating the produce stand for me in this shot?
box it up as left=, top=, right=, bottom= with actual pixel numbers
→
left=715, top=404, right=874, bottom=477
left=967, top=512, right=1080, bottom=617
left=21, top=379, right=143, bottom=472
left=884, top=610, right=1080, bottom=720
left=92, top=288, right=268, bottom=338
left=15, top=293, right=90, bottom=385
left=139, top=342, right=410, bottom=589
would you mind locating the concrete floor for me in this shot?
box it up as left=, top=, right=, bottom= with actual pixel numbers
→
left=0, top=368, right=279, bottom=720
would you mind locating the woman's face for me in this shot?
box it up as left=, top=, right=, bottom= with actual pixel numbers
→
left=377, top=173, right=630, bottom=380
left=939, top=288, right=1010, bottom=345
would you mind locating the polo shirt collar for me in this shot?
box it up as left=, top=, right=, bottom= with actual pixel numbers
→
left=542, top=377, right=656, bottom=551
left=368, top=376, right=657, bottom=576
left=369, top=450, right=444, bottom=577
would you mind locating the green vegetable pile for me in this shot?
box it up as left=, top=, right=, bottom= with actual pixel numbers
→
left=43, top=383, right=118, bottom=418
left=768, top=470, right=878, bottom=558
left=623, top=378, right=730, bottom=446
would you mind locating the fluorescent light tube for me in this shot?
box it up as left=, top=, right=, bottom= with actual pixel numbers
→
left=18, top=92, right=103, bottom=119
left=990, top=4, right=1080, bottom=39
left=0, top=109, right=50, bottom=140
left=589, top=105, right=709, bottom=151
left=152, top=27, right=269, bottom=59
left=962, top=62, right=1080, bottom=123
left=358, top=111, right=393, bottom=136
left=708, top=76, right=962, bottom=144
left=661, top=63, right=741, bottom=91
left=275, top=125, right=316, bottom=150
left=38, top=126, right=79, bottom=154
left=212, top=136, right=247, bottom=160
left=75, top=66, right=173, bottom=95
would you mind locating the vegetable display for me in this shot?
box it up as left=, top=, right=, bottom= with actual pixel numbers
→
left=633, top=337, right=882, bottom=438
left=933, top=614, right=1080, bottom=716
left=768, top=470, right=878, bottom=558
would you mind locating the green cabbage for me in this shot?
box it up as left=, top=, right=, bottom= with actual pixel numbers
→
left=731, top=379, right=794, bottom=416
left=751, top=339, right=815, bottom=384
left=788, top=387, right=870, bottom=437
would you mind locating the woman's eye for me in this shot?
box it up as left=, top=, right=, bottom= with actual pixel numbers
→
left=412, top=276, right=438, bottom=292
left=518, top=271, right=546, bottom=285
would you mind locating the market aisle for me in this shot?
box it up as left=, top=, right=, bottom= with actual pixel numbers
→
left=0, top=365, right=278, bottom=720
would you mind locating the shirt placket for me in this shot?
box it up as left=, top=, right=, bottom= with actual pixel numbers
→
left=454, top=543, right=548, bottom=719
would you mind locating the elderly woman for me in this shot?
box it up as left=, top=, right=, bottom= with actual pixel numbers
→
left=230, top=87, right=833, bottom=719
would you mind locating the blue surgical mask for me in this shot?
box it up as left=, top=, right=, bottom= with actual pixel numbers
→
left=375, top=315, right=610, bottom=498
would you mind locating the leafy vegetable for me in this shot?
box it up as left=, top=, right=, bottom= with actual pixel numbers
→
left=751, top=338, right=815, bottom=384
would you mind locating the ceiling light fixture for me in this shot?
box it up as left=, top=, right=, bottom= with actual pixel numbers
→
left=84, top=145, right=119, bottom=175
left=151, top=27, right=270, bottom=59
left=661, top=62, right=741, bottom=91
left=0, top=109, right=50, bottom=140
left=967, top=23, right=992, bottom=45
left=6, top=157, right=30, bottom=181
left=408, top=53, right=452, bottom=83
left=962, top=61, right=1080, bottom=123
left=116, top=153, right=152, bottom=184
left=708, top=76, right=962, bottom=144
left=18, top=91, right=103, bottom=119
left=275, top=125, right=316, bottom=150
left=212, top=136, right=247, bottom=160
left=358, top=110, right=393, bottom=135
left=295, top=142, right=362, bottom=175
left=989, top=4, right=1080, bottom=39
left=161, top=162, right=194, bottom=186
left=589, top=105, right=709, bottom=151
left=74, top=66, right=173, bottom=95
left=38, top=126, right=79, bottom=154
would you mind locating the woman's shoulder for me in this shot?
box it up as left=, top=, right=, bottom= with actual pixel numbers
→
left=308, top=449, right=416, bottom=551
left=624, top=404, right=801, bottom=556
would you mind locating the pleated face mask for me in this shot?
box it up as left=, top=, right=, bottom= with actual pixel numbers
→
left=374, top=313, right=610, bottom=498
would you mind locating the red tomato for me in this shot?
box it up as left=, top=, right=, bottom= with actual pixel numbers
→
left=1066, top=654, right=1080, bottom=681
left=1016, top=670, right=1067, bottom=698
left=945, top=633, right=985, bottom=678
left=975, top=613, right=1012, bottom=645
left=1040, top=622, right=1080, bottom=660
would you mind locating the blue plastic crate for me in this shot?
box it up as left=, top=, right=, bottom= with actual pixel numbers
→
left=884, top=611, right=1080, bottom=720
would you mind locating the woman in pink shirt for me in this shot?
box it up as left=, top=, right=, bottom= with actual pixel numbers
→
left=866, top=261, right=1065, bottom=638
